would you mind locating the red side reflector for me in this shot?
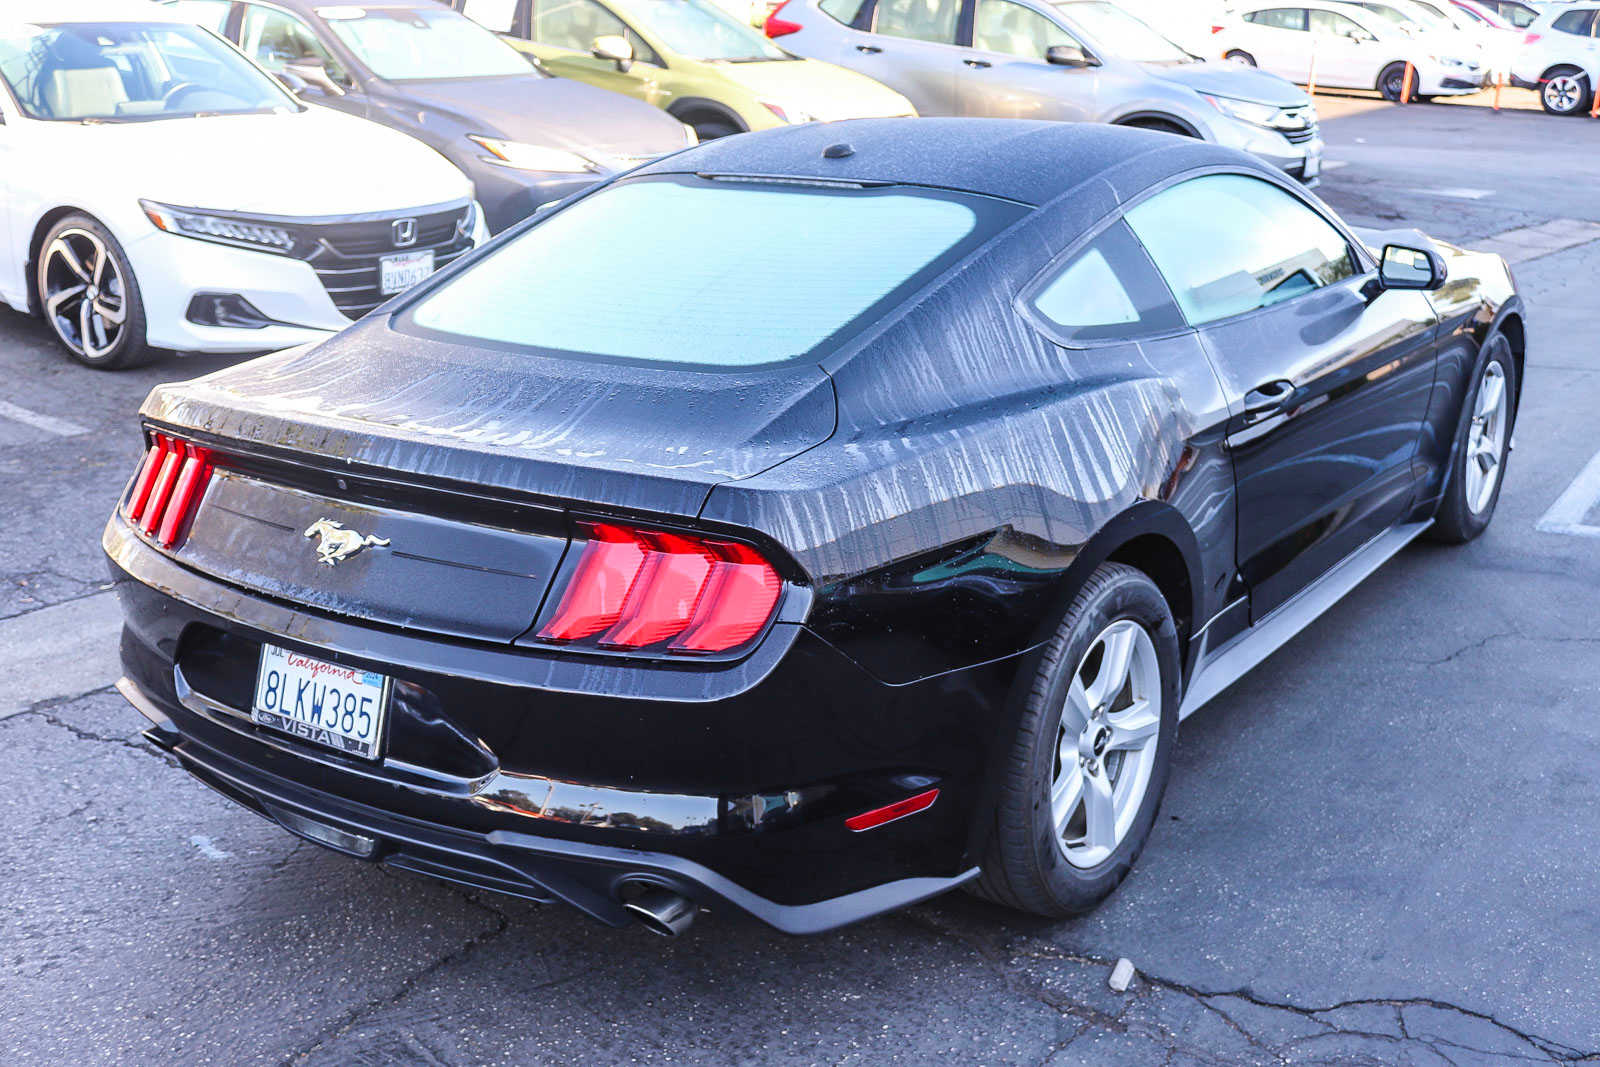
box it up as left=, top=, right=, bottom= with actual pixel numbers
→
left=1211, top=23, right=1224, bottom=33
left=1524, top=32, right=1541, bottom=44
left=765, top=0, right=801, bottom=36
left=537, top=524, right=648, bottom=641
left=845, top=788, right=940, bottom=832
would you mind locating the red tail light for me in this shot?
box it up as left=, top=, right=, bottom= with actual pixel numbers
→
left=1524, top=32, right=1541, bottom=44
left=124, top=433, right=214, bottom=548
left=765, top=1, right=802, bottom=37
left=538, top=522, right=782, bottom=654
left=1211, top=23, right=1224, bottom=33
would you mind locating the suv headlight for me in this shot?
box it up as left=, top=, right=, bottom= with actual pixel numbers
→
left=140, top=200, right=296, bottom=254
left=1200, top=94, right=1285, bottom=128
left=468, top=136, right=596, bottom=173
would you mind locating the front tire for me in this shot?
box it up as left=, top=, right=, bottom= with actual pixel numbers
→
left=1224, top=50, right=1256, bottom=67
left=36, top=213, right=149, bottom=369
left=1378, top=61, right=1420, bottom=103
left=1430, top=333, right=1517, bottom=544
left=970, top=563, right=1180, bottom=917
left=1540, top=67, right=1592, bottom=116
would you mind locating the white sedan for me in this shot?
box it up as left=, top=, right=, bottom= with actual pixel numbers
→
left=1221, top=1, right=1487, bottom=100
left=0, top=2, right=487, bottom=369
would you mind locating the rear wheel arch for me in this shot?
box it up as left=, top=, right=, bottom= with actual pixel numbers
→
left=666, top=97, right=749, bottom=138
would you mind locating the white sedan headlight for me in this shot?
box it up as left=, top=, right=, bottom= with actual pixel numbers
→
left=468, top=135, right=597, bottom=173
left=139, top=200, right=296, bottom=254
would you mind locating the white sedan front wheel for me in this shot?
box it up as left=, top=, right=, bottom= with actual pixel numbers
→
left=37, top=214, right=149, bottom=369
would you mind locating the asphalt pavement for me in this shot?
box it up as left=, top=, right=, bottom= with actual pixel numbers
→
left=3, top=98, right=1599, bottom=1066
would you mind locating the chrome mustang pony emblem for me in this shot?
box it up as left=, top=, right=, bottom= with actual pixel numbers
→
left=304, top=518, right=390, bottom=567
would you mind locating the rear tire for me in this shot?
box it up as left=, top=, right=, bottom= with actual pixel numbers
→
left=969, top=563, right=1180, bottom=918
left=1540, top=67, right=1592, bottom=116
left=1224, top=50, right=1256, bottom=67
left=690, top=118, right=740, bottom=140
left=1430, top=334, right=1517, bottom=544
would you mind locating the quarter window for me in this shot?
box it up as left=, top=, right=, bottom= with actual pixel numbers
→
left=1308, top=10, right=1369, bottom=37
left=1026, top=222, right=1184, bottom=341
left=972, top=0, right=1080, bottom=59
left=873, top=0, right=961, bottom=44
left=1125, top=174, right=1357, bottom=325
left=819, top=0, right=869, bottom=24
left=1552, top=10, right=1599, bottom=36
left=1243, top=8, right=1307, bottom=30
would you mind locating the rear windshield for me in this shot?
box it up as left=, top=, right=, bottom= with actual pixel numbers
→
left=406, top=176, right=1019, bottom=367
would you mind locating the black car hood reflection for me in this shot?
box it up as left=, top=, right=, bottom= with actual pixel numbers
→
left=140, top=321, right=836, bottom=519
left=395, top=75, right=687, bottom=160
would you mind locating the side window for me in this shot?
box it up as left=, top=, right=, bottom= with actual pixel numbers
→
left=1497, top=2, right=1537, bottom=28
left=1244, top=8, right=1307, bottom=30
left=1309, top=10, right=1370, bottom=37
left=819, top=0, right=868, bottom=25
left=872, top=0, right=961, bottom=44
left=461, top=0, right=523, bottom=34
left=1552, top=10, right=1597, bottom=35
left=1025, top=222, right=1185, bottom=342
left=530, top=0, right=657, bottom=63
left=1125, top=174, right=1358, bottom=326
left=167, top=0, right=234, bottom=35
left=239, top=5, right=353, bottom=85
left=971, top=0, right=1081, bottom=59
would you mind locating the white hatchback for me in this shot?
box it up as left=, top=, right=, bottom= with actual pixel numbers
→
left=1220, top=1, right=1487, bottom=100
left=1510, top=4, right=1600, bottom=114
left=0, top=2, right=487, bottom=368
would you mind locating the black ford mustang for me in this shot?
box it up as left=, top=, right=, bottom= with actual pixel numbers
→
left=106, top=119, right=1523, bottom=936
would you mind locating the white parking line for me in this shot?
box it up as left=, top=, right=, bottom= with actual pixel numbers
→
left=0, top=399, right=89, bottom=438
left=1536, top=448, right=1600, bottom=539
left=1421, top=187, right=1496, bottom=200
left=0, top=591, right=125, bottom=718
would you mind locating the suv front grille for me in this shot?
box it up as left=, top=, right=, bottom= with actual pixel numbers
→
left=1283, top=122, right=1320, bottom=145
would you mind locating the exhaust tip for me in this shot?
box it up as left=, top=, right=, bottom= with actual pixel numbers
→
left=622, top=887, right=697, bottom=937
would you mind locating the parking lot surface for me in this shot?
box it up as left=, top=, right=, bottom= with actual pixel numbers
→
left=3, top=100, right=1599, bottom=1066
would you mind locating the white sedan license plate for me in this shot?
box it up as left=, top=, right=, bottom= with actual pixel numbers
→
left=379, top=249, right=435, bottom=295
left=1303, top=151, right=1322, bottom=180
left=252, top=644, right=390, bottom=760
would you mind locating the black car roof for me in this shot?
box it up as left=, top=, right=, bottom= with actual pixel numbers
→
left=634, top=118, right=1260, bottom=208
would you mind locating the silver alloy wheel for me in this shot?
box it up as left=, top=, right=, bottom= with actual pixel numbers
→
left=41, top=228, right=127, bottom=359
left=1050, top=618, right=1162, bottom=869
left=1544, top=74, right=1585, bottom=114
left=1465, top=361, right=1507, bottom=515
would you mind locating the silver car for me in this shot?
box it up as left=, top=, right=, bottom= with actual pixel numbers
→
left=766, top=0, right=1324, bottom=181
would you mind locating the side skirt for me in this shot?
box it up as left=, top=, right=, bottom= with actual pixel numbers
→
left=1178, top=519, right=1433, bottom=720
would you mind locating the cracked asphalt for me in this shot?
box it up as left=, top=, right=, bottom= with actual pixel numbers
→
left=3, top=100, right=1599, bottom=1066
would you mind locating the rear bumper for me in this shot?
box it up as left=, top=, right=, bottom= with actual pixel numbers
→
left=122, top=678, right=976, bottom=934
left=105, top=517, right=1018, bottom=933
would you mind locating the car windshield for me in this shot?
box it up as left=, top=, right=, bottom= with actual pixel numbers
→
left=320, top=7, right=534, bottom=79
left=0, top=21, right=295, bottom=122
left=1053, top=1, right=1192, bottom=62
left=620, top=0, right=789, bottom=61
left=408, top=176, right=1015, bottom=367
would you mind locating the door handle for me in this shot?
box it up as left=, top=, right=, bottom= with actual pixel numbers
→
left=1243, top=379, right=1295, bottom=416
left=964, top=58, right=991, bottom=68
left=855, top=44, right=882, bottom=53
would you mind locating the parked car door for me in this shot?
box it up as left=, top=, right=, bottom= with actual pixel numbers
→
left=521, top=0, right=668, bottom=106
left=1305, top=7, right=1382, bottom=89
left=830, top=0, right=967, bottom=114
left=955, top=0, right=1097, bottom=119
left=234, top=3, right=368, bottom=116
left=1234, top=8, right=1314, bottom=82
left=1125, top=173, right=1439, bottom=621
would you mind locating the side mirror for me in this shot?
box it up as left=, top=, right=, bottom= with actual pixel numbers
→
left=591, top=34, right=634, bottom=71
left=283, top=60, right=345, bottom=96
left=1046, top=44, right=1096, bottom=67
left=1378, top=243, right=1448, bottom=291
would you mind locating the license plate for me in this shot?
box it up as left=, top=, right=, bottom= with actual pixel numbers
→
left=1302, top=152, right=1322, bottom=180
left=252, top=644, right=390, bottom=760
left=379, top=250, right=435, bottom=295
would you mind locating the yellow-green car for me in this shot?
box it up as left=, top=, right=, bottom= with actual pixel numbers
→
left=454, top=0, right=915, bottom=141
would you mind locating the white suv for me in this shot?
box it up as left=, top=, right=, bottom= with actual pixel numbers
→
left=0, top=3, right=488, bottom=369
left=1510, top=4, right=1600, bottom=113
